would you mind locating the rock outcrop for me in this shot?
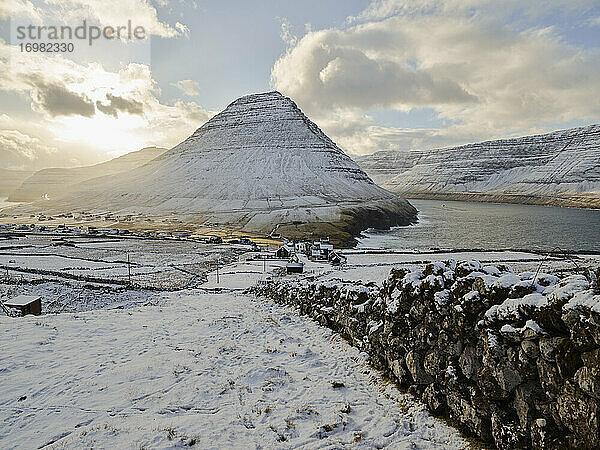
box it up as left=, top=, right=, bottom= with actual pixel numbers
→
left=7, top=147, right=167, bottom=202
left=7, top=91, right=416, bottom=245
left=255, top=263, right=600, bottom=448
left=357, top=125, right=600, bottom=208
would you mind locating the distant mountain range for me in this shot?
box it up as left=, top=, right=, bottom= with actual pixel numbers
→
left=7, top=147, right=167, bottom=202
left=0, top=169, right=34, bottom=198
left=357, top=124, right=600, bottom=208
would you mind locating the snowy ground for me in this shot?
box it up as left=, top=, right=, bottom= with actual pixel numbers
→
left=2, top=230, right=597, bottom=449
left=0, top=291, right=466, bottom=449
left=0, top=233, right=247, bottom=290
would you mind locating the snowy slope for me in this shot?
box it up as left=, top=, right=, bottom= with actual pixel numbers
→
left=0, top=291, right=465, bottom=449
left=358, top=124, right=600, bottom=208
left=355, top=150, right=425, bottom=185
left=0, top=168, right=34, bottom=197
left=11, top=92, right=416, bottom=242
left=8, top=147, right=167, bottom=202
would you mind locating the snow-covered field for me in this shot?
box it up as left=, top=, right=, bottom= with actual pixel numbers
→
left=2, top=230, right=598, bottom=448
left=0, top=234, right=245, bottom=290
left=0, top=291, right=466, bottom=449
left=2, top=231, right=593, bottom=313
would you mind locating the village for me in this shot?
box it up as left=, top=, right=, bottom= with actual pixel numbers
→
left=0, top=221, right=354, bottom=317
left=2, top=222, right=600, bottom=448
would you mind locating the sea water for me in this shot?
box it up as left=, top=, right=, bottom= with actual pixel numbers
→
left=359, top=199, right=600, bottom=253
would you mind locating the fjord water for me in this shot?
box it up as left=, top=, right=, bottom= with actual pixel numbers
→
left=359, top=199, right=600, bottom=253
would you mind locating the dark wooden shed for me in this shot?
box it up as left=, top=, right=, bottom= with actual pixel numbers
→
left=3, top=295, right=42, bottom=316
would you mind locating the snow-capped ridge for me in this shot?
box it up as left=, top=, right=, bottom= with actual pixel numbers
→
left=357, top=124, right=600, bottom=208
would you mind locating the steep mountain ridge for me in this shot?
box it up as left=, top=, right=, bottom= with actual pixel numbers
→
left=357, top=124, right=600, bottom=208
left=7, top=147, right=168, bottom=202
left=5, top=91, right=416, bottom=245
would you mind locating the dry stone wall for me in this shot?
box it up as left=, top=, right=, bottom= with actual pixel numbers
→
left=253, top=262, right=600, bottom=449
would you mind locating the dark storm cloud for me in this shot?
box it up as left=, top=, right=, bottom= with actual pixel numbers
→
left=25, top=74, right=95, bottom=117
left=96, top=93, right=145, bottom=117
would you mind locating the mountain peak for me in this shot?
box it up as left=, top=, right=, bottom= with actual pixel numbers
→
left=224, top=90, right=286, bottom=109
left=9, top=91, right=417, bottom=245
left=358, top=123, right=600, bottom=209
left=191, top=89, right=338, bottom=153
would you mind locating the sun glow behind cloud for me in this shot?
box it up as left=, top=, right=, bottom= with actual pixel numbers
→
left=52, top=114, right=148, bottom=153
left=0, top=0, right=205, bottom=169
left=0, top=31, right=209, bottom=169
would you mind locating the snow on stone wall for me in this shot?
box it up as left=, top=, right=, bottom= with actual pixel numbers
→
left=254, top=263, right=600, bottom=449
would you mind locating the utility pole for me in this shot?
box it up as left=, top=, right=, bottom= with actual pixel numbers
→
left=127, top=252, right=132, bottom=286
left=216, top=256, right=220, bottom=284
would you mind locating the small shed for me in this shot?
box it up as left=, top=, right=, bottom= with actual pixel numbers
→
left=286, top=261, right=304, bottom=274
left=3, top=295, right=42, bottom=316
left=329, top=251, right=347, bottom=266
left=275, top=245, right=294, bottom=258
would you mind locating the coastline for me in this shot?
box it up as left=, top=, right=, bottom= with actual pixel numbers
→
left=390, top=191, right=600, bottom=209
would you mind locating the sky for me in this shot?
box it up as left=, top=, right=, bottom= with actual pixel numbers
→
left=0, top=0, right=599, bottom=170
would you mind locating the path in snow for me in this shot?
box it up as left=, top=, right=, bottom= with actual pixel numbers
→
left=0, top=291, right=466, bottom=449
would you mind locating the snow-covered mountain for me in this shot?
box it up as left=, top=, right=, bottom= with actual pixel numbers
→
left=12, top=91, right=416, bottom=244
left=7, top=147, right=167, bottom=202
left=0, top=168, right=34, bottom=198
left=356, top=150, right=425, bottom=185
left=357, top=124, right=600, bottom=208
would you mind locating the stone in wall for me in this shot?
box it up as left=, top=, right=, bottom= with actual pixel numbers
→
left=253, top=260, right=600, bottom=449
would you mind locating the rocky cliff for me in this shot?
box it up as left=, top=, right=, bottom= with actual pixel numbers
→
left=7, top=147, right=167, bottom=202
left=255, top=262, right=600, bottom=448
left=357, top=125, right=600, bottom=208
left=5, top=92, right=416, bottom=245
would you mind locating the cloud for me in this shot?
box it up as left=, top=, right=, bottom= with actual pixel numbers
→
left=0, top=128, right=58, bottom=170
left=271, top=3, right=600, bottom=154
left=279, top=18, right=298, bottom=48
left=271, top=21, right=483, bottom=115
left=170, top=79, right=200, bottom=96
left=0, top=0, right=42, bottom=21
left=0, top=40, right=213, bottom=169
left=175, top=22, right=190, bottom=38
left=350, top=0, right=600, bottom=23
left=43, top=0, right=188, bottom=39
left=25, top=74, right=95, bottom=117
left=96, top=93, right=144, bottom=117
